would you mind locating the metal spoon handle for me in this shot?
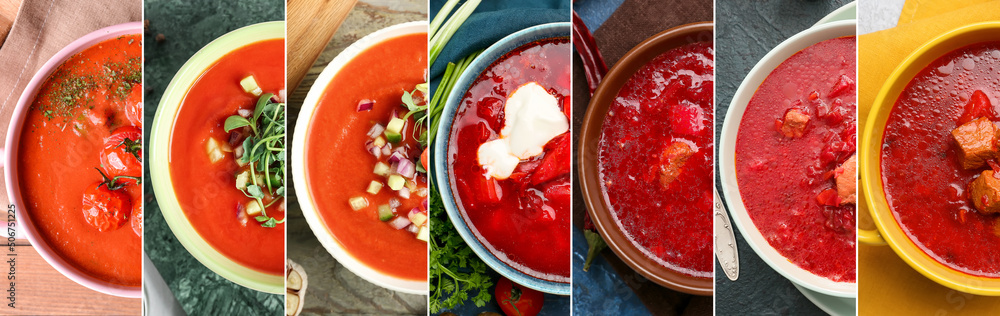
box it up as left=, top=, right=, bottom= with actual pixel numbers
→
left=715, top=187, right=740, bottom=281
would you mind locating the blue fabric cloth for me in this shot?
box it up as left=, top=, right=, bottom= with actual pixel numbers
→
left=429, top=0, right=569, bottom=90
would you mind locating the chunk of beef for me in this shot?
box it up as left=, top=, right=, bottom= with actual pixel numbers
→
left=659, top=141, right=696, bottom=189
left=951, top=117, right=1000, bottom=169
left=969, top=170, right=1000, bottom=214
left=835, top=154, right=857, bottom=205
left=778, top=108, right=809, bottom=138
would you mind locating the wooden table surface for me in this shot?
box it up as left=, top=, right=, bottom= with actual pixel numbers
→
left=5, top=238, right=140, bottom=315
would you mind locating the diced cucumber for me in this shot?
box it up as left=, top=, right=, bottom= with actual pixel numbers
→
left=372, top=136, right=386, bottom=149
left=404, top=179, right=417, bottom=191
left=384, top=117, right=405, bottom=143
left=410, top=212, right=427, bottom=227
left=245, top=200, right=263, bottom=216
left=416, top=226, right=429, bottom=242
left=205, top=137, right=226, bottom=163
left=378, top=205, right=394, bottom=222
left=366, top=181, right=383, bottom=195
left=387, top=175, right=405, bottom=191
left=235, top=170, right=250, bottom=190
left=240, top=75, right=262, bottom=96
left=373, top=162, right=390, bottom=176
left=348, top=196, right=368, bottom=211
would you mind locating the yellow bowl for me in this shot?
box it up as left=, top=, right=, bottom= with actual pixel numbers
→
left=861, top=22, right=1000, bottom=296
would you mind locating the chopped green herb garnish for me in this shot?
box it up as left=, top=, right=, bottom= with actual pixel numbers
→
left=226, top=92, right=286, bottom=228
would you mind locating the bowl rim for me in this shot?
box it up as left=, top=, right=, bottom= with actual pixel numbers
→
left=718, top=19, right=858, bottom=298
left=5, top=21, right=143, bottom=298
left=290, top=20, right=430, bottom=295
left=577, top=21, right=715, bottom=296
left=148, top=21, right=285, bottom=294
left=432, top=22, right=572, bottom=295
left=861, top=21, right=1000, bottom=296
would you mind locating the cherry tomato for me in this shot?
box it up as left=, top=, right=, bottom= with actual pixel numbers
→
left=420, top=148, right=429, bottom=172
left=496, top=277, right=543, bottom=316
left=131, top=197, right=142, bottom=237
left=82, top=181, right=132, bottom=232
left=101, top=126, right=142, bottom=179
left=125, top=86, right=142, bottom=128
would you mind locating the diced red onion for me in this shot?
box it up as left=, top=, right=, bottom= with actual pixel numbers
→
left=422, top=199, right=428, bottom=211
left=387, top=152, right=406, bottom=164
left=238, top=109, right=252, bottom=118
left=398, top=187, right=410, bottom=199
left=396, top=159, right=415, bottom=178
left=389, top=198, right=401, bottom=208
left=381, top=144, right=391, bottom=156
left=357, top=99, right=375, bottom=112
left=365, top=141, right=381, bottom=158
left=393, top=146, right=408, bottom=157
left=367, top=124, right=385, bottom=138
left=388, top=216, right=411, bottom=230
left=275, top=89, right=286, bottom=103
left=409, top=208, right=421, bottom=217
left=405, top=224, right=419, bottom=234
left=234, top=145, right=245, bottom=160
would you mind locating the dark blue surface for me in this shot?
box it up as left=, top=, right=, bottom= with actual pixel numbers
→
left=428, top=1, right=571, bottom=314
left=568, top=1, right=650, bottom=315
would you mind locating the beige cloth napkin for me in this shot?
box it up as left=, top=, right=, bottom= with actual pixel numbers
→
left=0, top=0, right=139, bottom=207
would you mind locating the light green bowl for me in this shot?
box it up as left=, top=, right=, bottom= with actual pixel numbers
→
left=149, top=21, right=285, bottom=294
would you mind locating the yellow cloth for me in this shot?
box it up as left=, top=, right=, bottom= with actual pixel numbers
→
left=859, top=0, right=1000, bottom=125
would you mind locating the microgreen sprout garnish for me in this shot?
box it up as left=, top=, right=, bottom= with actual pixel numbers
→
left=224, top=91, right=286, bottom=228
left=401, top=83, right=430, bottom=148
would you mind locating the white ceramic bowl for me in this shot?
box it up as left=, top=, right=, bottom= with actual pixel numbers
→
left=718, top=19, right=858, bottom=298
left=291, top=21, right=429, bottom=295
left=5, top=22, right=142, bottom=298
left=149, top=21, right=285, bottom=294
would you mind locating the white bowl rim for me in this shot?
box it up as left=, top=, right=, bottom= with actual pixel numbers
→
left=718, top=19, right=858, bottom=298
left=290, top=20, right=429, bottom=295
left=5, top=21, right=143, bottom=298
left=148, top=21, right=286, bottom=294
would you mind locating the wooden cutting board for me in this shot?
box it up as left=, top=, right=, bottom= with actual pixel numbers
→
left=287, top=0, right=357, bottom=94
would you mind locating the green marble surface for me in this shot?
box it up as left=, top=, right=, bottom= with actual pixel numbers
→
left=285, top=0, right=429, bottom=315
left=142, top=0, right=285, bottom=315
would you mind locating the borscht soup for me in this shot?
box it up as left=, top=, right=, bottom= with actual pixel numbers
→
left=881, top=41, right=1000, bottom=278
left=598, top=41, right=714, bottom=278
left=169, top=38, right=286, bottom=276
left=304, top=33, right=429, bottom=281
left=17, top=34, right=143, bottom=286
left=447, top=38, right=571, bottom=282
left=735, top=36, right=857, bottom=283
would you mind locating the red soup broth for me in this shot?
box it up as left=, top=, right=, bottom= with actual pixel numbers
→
left=448, top=38, right=572, bottom=282
left=882, top=42, right=1000, bottom=277
left=735, top=37, right=857, bottom=282
left=170, top=39, right=285, bottom=275
left=305, top=33, right=428, bottom=281
left=18, top=34, right=142, bottom=286
left=598, top=42, right=714, bottom=278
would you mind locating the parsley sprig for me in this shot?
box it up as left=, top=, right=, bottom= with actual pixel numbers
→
left=224, top=93, right=286, bottom=228
left=429, top=183, right=493, bottom=313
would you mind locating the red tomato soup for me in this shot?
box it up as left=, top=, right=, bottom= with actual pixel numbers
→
left=170, top=39, right=285, bottom=275
left=598, top=42, right=714, bottom=278
left=18, top=34, right=142, bottom=286
left=735, top=37, right=857, bottom=282
left=448, top=38, right=572, bottom=282
left=305, top=33, right=429, bottom=281
left=882, top=42, right=1000, bottom=278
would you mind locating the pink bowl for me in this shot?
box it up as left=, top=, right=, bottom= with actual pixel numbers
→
left=4, top=22, right=142, bottom=298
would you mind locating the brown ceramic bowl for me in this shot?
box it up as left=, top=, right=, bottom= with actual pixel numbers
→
left=578, top=21, right=714, bottom=296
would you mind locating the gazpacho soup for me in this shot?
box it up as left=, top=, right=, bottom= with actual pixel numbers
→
left=598, top=41, right=714, bottom=278
left=448, top=38, right=572, bottom=282
left=882, top=41, right=1000, bottom=278
left=18, top=34, right=143, bottom=286
left=169, top=38, right=286, bottom=276
left=735, top=36, right=857, bottom=282
left=305, top=33, right=429, bottom=281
